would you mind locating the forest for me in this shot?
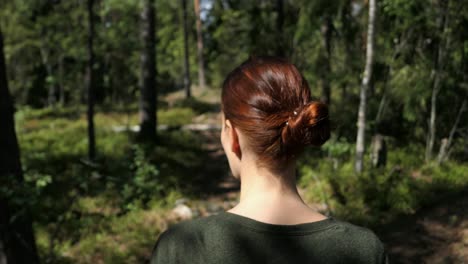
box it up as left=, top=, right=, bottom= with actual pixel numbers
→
left=1, top=0, right=467, bottom=263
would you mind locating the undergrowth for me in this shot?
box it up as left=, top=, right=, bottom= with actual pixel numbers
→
left=14, top=106, right=202, bottom=263
left=12, top=106, right=468, bottom=263
left=298, top=137, right=468, bottom=227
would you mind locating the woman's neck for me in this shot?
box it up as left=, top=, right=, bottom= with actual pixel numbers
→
left=228, top=159, right=326, bottom=225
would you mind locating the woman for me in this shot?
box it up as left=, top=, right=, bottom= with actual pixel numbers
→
left=150, top=57, right=387, bottom=264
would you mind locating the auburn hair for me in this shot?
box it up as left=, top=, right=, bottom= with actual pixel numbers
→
left=221, top=56, right=330, bottom=169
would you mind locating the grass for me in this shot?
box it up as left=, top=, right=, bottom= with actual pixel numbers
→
left=15, top=105, right=210, bottom=263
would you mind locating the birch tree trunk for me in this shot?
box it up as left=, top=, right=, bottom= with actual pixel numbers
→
left=182, top=0, right=191, bottom=98
left=425, top=0, right=449, bottom=162
left=0, top=27, right=40, bottom=264
left=86, top=0, right=96, bottom=160
left=355, top=0, right=376, bottom=173
left=194, top=0, right=206, bottom=90
left=139, top=0, right=157, bottom=141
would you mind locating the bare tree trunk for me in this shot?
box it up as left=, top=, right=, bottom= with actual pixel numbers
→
left=58, top=55, right=65, bottom=106
left=371, top=134, right=387, bottom=168
left=39, top=46, right=56, bottom=107
left=355, top=0, right=376, bottom=173
left=437, top=98, right=467, bottom=164
left=340, top=0, right=354, bottom=102
left=426, top=0, right=449, bottom=162
left=320, top=15, right=332, bottom=105
left=0, top=27, right=40, bottom=264
left=426, top=75, right=441, bottom=162
left=182, top=0, right=191, bottom=98
left=86, top=0, right=96, bottom=160
left=194, top=0, right=206, bottom=90
left=139, top=0, right=157, bottom=141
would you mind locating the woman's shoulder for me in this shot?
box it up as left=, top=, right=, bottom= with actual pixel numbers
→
left=329, top=220, right=387, bottom=262
left=151, top=214, right=387, bottom=263
left=333, top=219, right=381, bottom=239
left=150, top=213, right=227, bottom=263
left=154, top=213, right=223, bottom=244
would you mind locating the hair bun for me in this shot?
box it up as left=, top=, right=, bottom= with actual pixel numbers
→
left=281, top=101, right=330, bottom=150
left=302, top=101, right=330, bottom=146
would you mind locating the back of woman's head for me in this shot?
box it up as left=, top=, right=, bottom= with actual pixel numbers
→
left=222, top=56, right=330, bottom=169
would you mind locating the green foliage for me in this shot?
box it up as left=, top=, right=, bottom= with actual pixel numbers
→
left=172, top=97, right=219, bottom=114
left=321, top=135, right=354, bottom=161
left=12, top=106, right=216, bottom=263
left=35, top=202, right=172, bottom=264
left=66, top=209, right=167, bottom=264
left=299, top=145, right=468, bottom=225
left=2, top=0, right=468, bottom=152
left=157, top=107, right=195, bottom=126
left=2, top=0, right=468, bottom=262
left=122, top=145, right=161, bottom=211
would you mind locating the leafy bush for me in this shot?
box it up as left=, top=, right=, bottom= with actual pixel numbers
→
left=299, top=145, right=468, bottom=226
left=122, top=145, right=162, bottom=211
left=61, top=209, right=170, bottom=264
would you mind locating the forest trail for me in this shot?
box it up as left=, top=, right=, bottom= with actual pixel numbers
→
left=189, top=124, right=468, bottom=263
left=380, top=191, right=468, bottom=263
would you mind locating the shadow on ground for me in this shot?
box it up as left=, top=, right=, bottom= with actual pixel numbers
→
left=379, top=190, right=468, bottom=263
left=181, top=129, right=239, bottom=197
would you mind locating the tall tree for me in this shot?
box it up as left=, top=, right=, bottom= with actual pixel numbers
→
left=0, top=27, right=40, bottom=264
left=86, top=0, right=96, bottom=160
left=194, top=0, right=206, bottom=90
left=182, top=0, right=191, bottom=98
left=319, top=14, right=333, bottom=105
left=425, top=0, right=449, bottom=162
left=355, top=0, right=376, bottom=173
left=39, top=44, right=57, bottom=107
left=139, top=0, right=157, bottom=141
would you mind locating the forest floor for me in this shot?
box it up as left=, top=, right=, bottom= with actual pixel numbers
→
left=379, top=191, right=468, bottom=263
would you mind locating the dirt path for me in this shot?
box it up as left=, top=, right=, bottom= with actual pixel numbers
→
left=379, top=191, right=468, bottom=263
left=191, top=128, right=239, bottom=198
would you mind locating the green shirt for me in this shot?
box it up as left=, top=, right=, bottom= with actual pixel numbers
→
left=150, top=212, right=387, bottom=264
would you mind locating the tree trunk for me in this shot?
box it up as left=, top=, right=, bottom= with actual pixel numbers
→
left=320, top=15, right=332, bottom=105
left=355, top=0, right=376, bottom=173
left=0, top=27, right=40, bottom=264
left=139, top=0, right=157, bottom=141
left=340, top=0, right=353, bottom=102
left=437, top=98, right=466, bottom=164
left=58, top=55, right=65, bottom=106
left=182, top=0, right=191, bottom=98
left=194, top=0, right=206, bottom=90
left=275, top=0, right=285, bottom=57
left=39, top=46, right=56, bottom=107
left=425, top=0, right=449, bottom=162
left=86, top=0, right=96, bottom=160
left=371, top=134, right=387, bottom=168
